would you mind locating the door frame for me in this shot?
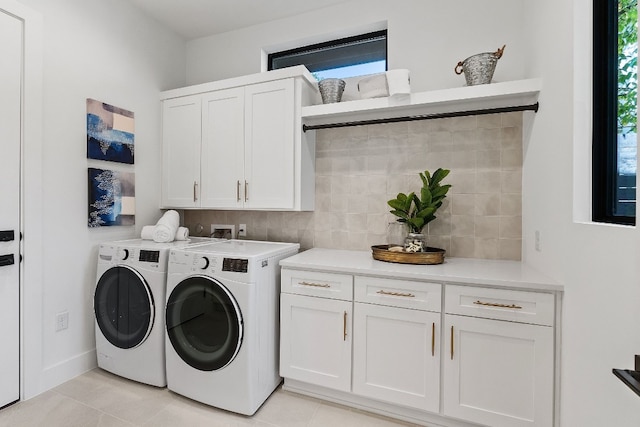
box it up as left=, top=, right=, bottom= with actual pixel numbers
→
left=0, top=0, right=43, bottom=401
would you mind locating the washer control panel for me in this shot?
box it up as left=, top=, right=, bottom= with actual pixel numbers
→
left=139, top=250, right=160, bottom=263
left=222, top=258, right=248, bottom=273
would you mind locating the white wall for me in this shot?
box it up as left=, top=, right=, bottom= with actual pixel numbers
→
left=184, top=1, right=640, bottom=425
left=184, top=0, right=526, bottom=92
left=17, top=0, right=186, bottom=396
left=523, top=0, right=640, bottom=426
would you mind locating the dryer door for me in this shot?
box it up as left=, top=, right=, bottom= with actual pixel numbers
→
left=166, top=275, right=243, bottom=371
left=94, top=265, right=155, bottom=349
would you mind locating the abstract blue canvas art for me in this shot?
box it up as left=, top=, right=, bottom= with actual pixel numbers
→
left=87, top=99, right=135, bottom=164
left=88, top=168, right=135, bottom=227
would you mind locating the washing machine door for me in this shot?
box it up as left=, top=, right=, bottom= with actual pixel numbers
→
left=166, top=275, right=243, bottom=371
left=94, top=265, right=155, bottom=349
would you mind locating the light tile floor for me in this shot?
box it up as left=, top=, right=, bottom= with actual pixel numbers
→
left=0, top=369, right=419, bottom=427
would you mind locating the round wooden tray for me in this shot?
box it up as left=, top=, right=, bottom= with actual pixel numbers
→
left=371, top=245, right=445, bottom=265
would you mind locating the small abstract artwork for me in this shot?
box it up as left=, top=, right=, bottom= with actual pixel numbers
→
left=87, top=98, right=135, bottom=164
left=88, top=168, right=135, bottom=227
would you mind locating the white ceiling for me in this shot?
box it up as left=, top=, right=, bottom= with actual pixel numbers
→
left=127, top=0, right=348, bottom=40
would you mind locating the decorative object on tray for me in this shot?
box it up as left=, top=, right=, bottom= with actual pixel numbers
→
left=455, top=45, right=506, bottom=86
left=318, top=78, right=346, bottom=104
left=371, top=244, right=445, bottom=265
left=387, top=168, right=451, bottom=253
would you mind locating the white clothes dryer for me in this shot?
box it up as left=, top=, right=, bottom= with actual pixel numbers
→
left=165, top=240, right=299, bottom=415
left=94, top=237, right=217, bottom=387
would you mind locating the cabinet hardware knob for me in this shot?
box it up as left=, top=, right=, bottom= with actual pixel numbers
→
left=376, top=290, right=415, bottom=298
left=193, top=181, right=198, bottom=202
left=299, top=281, right=331, bottom=288
left=473, top=300, right=523, bottom=309
left=245, top=180, right=248, bottom=202
left=343, top=311, right=347, bottom=341
left=237, top=180, right=241, bottom=202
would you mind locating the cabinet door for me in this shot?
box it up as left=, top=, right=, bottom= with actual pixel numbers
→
left=443, top=315, right=554, bottom=427
left=280, top=293, right=352, bottom=392
left=201, top=87, right=245, bottom=208
left=353, top=303, right=440, bottom=412
left=161, top=95, right=201, bottom=208
left=244, top=79, right=295, bottom=209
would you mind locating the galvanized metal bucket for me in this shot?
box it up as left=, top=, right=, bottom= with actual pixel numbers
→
left=455, top=45, right=506, bottom=86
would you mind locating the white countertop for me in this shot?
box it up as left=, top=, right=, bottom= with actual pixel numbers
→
left=280, top=248, right=562, bottom=292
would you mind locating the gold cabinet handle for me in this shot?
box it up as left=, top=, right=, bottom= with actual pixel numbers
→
left=431, top=322, right=435, bottom=357
left=244, top=180, right=248, bottom=202
left=343, top=311, right=347, bottom=341
left=376, top=290, right=415, bottom=298
left=450, top=326, right=454, bottom=360
left=236, top=180, right=241, bottom=202
left=193, top=181, right=198, bottom=202
left=299, top=281, right=331, bottom=288
left=473, top=300, right=523, bottom=309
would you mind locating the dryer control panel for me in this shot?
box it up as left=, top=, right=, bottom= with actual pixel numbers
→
left=222, top=258, right=248, bottom=273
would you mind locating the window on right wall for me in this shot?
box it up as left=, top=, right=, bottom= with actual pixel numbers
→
left=592, top=0, right=637, bottom=225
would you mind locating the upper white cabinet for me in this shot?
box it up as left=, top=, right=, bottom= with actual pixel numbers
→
left=200, top=87, right=244, bottom=208
left=161, top=95, right=202, bottom=208
left=160, top=66, right=317, bottom=211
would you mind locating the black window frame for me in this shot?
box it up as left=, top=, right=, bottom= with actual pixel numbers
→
left=593, top=0, right=636, bottom=225
left=267, top=30, right=387, bottom=76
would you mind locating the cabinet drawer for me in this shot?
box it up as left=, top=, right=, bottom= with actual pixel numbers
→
left=445, top=285, right=554, bottom=326
left=354, top=276, right=441, bottom=312
left=282, top=269, right=353, bottom=301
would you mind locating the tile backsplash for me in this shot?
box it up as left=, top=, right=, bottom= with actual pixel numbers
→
left=184, top=111, right=523, bottom=260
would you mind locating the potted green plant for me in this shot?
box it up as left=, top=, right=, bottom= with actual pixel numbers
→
left=387, top=168, right=451, bottom=252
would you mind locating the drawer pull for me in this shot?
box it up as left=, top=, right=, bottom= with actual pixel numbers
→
left=450, top=326, right=454, bottom=360
left=377, top=290, right=415, bottom=298
left=431, top=322, right=435, bottom=357
left=299, top=281, right=331, bottom=288
left=343, top=311, right=347, bottom=341
left=473, top=300, right=523, bottom=309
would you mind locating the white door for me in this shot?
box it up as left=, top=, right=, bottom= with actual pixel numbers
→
left=0, top=8, right=22, bottom=408
left=244, top=79, right=295, bottom=209
left=352, top=303, right=440, bottom=412
left=443, top=314, right=554, bottom=427
left=280, top=293, right=352, bottom=392
left=161, top=95, right=202, bottom=208
left=200, top=87, right=244, bottom=208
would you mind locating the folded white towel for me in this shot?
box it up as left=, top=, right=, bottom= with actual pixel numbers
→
left=174, top=226, right=189, bottom=241
left=152, top=210, right=180, bottom=243
left=141, top=224, right=189, bottom=241
left=141, top=225, right=155, bottom=240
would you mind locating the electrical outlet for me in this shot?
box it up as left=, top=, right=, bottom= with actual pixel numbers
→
left=238, top=224, right=247, bottom=237
left=535, top=230, right=541, bottom=252
left=56, top=311, right=69, bottom=332
left=210, top=224, right=235, bottom=239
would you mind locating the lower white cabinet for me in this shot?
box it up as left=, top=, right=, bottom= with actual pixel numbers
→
left=279, top=263, right=560, bottom=427
left=280, top=294, right=352, bottom=391
left=443, top=314, right=554, bottom=427
left=353, top=302, right=440, bottom=412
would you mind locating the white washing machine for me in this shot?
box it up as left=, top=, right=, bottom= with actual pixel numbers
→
left=165, top=240, right=299, bottom=415
left=94, top=237, right=217, bottom=387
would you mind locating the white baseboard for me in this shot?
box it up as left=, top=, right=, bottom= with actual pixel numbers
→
left=41, top=349, right=97, bottom=393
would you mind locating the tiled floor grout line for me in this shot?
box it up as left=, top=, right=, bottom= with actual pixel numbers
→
left=52, top=389, right=138, bottom=426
